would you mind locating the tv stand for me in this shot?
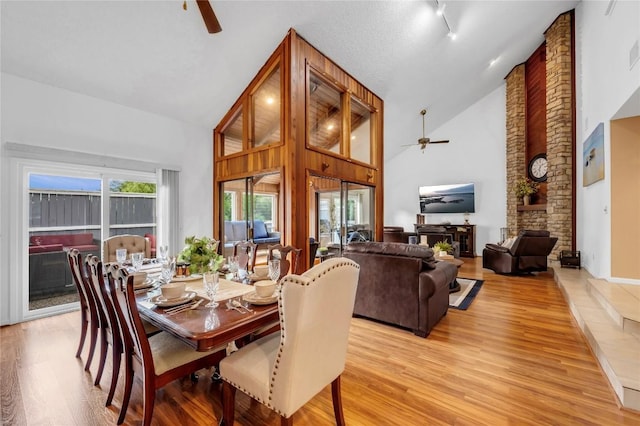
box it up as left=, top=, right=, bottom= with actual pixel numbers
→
left=414, top=224, right=476, bottom=257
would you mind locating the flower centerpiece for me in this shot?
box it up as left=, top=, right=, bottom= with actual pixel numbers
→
left=514, top=177, right=539, bottom=205
left=178, top=236, right=224, bottom=274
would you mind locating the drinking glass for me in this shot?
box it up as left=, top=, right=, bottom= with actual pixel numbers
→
left=268, top=258, right=280, bottom=282
left=116, top=248, right=127, bottom=265
left=203, top=272, right=219, bottom=308
left=161, top=257, right=176, bottom=283
left=131, top=252, right=144, bottom=272
left=227, top=256, right=239, bottom=281
left=157, top=245, right=169, bottom=261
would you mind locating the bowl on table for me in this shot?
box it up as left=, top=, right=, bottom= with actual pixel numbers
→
left=161, top=282, right=186, bottom=300
left=131, top=272, right=148, bottom=287
left=254, top=280, right=277, bottom=298
left=252, top=265, right=269, bottom=279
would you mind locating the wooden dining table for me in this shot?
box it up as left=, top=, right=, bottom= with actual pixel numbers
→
left=136, top=275, right=279, bottom=352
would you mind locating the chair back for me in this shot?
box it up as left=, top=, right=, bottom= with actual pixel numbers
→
left=107, top=265, right=152, bottom=371
left=67, top=249, right=91, bottom=316
left=233, top=240, right=258, bottom=272
left=308, top=240, right=319, bottom=270
left=103, top=234, right=150, bottom=263
left=86, top=256, right=121, bottom=344
left=267, top=244, right=302, bottom=278
left=510, top=230, right=558, bottom=256
left=270, top=257, right=359, bottom=415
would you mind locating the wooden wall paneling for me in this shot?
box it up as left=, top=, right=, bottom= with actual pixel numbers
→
left=526, top=42, right=548, bottom=204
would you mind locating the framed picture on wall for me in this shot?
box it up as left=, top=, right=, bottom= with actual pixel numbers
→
left=583, top=122, right=605, bottom=187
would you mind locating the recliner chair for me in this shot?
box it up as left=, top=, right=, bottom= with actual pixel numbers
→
left=482, top=230, right=558, bottom=274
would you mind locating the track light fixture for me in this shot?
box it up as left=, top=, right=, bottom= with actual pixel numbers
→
left=434, top=0, right=456, bottom=40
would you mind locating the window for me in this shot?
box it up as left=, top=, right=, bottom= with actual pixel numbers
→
left=251, top=64, right=281, bottom=148
left=309, top=71, right=342, bottom=154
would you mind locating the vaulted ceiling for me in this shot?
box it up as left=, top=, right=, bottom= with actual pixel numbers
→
left=1, top=0, right=579, bottom=159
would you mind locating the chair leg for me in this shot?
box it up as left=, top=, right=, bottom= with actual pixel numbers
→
left=76, top=313, right=88, bottom=358
left=331, top=376, right=346, bottom=426
left=142, top=379, right=156, bottom=426
left=117, top=355, right=133, bottom=425
left=94, top=328, right=108, bottom=385
left=105, top=343, right=122, bottom=406
left=219, top=381, right=236, bottom=426
left=85, top=321, right=98, bottom=371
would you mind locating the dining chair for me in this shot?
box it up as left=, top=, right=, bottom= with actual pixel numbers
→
left=107, top=264, right=227, bottom=426
left=103, top=234, right=150, bottom=263
left=219, top=257, right=360, bottom=426
left=233, top=240, right=258, bottom=272
left=66, top=249, right=94, bottom=362
left=267, top=244, right=302, bottom=279
left=85, top=255, right=123, bottom=406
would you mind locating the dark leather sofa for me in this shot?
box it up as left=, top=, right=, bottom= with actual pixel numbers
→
left=482, top=229, right=558, bottom=274
left=343, top=242, right=458, bottom=337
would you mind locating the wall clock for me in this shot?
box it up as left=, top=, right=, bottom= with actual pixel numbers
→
left=528, top=153, right=548, bottom=182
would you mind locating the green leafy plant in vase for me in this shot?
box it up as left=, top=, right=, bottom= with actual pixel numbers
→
left=178, top=236, right=224, bottom=274
left=432, top=240, right=453, bottom=256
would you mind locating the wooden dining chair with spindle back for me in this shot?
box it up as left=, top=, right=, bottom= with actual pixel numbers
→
left=107, top=264, right=228, bottom=426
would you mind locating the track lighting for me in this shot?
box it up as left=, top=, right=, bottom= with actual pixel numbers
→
left=434, top=0, right=456, bottom=41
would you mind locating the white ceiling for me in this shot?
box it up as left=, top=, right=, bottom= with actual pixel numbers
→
left=1, top=0, right=579, bottom=159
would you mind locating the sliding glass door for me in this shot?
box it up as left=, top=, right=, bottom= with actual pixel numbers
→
left=309, top=175, right=375, bottom=256
left=25, top=164, right=157, bottom=314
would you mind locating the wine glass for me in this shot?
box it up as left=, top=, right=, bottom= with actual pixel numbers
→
left=268, top=258, right=280, bottom=282
left=161, top=257, right=176, bottom=284
left=157, top=245, right=169, bottom=261
left=227, top=256, right=239, bottom=281
left=131, top=252, right=144, bottom=272
left=203, top=272, right=219, bottom=308
left=116, top=248, right=127, bottom=265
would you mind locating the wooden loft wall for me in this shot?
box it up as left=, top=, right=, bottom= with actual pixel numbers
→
left=213, top=28, right=384, bottom=269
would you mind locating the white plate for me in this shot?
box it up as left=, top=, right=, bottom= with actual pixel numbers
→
left=151, top=291, right=197, bottom=308
left=134, top=278, right=156, bottom=290
left=243, top=290, right=278, bottom=305
left=171, top=274, right=202, bottom=282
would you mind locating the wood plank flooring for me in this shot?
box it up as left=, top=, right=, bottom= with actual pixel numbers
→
left=2, top=257, right=640, bottom=425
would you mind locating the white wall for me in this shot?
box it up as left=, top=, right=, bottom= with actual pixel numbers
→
left=384, top=85, right=507, bottom=253
left=575, top=1, right=640, bottom=278
left=0, top=73, right=213, bottom=324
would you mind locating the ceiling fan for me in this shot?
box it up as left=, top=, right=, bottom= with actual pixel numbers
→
left=402, top=109, right=449, bottom=152
left=185, top=0, right=222, bottom=33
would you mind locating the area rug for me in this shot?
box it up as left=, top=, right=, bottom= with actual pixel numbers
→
left=449, top=278, right=484, bottom=310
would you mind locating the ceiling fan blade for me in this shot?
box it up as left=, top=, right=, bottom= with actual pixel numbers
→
left=196, top=0, right=222, bottom=33
left=429, top=140, right=449, bottom=144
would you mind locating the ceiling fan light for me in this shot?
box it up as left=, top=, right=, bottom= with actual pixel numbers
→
left=447, top=31, right=457, bottom=40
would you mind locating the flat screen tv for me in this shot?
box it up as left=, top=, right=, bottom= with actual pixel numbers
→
left=419, top=183, right=475, bottom=214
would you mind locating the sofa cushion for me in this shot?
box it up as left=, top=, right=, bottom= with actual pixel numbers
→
left=253, top=220, right=269, bottom=239
left=345, top=242, right=438, bottom=269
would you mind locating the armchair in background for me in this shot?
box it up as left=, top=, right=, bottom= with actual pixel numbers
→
left=482, top=230, right=558, bottom=275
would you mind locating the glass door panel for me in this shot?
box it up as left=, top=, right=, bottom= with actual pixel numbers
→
left=221, top=172, right=281, bottom=261
left=28, top=173, right=101, bottom=311
left=108, top=179, right=157, bottom=239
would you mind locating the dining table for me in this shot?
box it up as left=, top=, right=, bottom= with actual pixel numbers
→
left=136, top=268, right=279, bottom=352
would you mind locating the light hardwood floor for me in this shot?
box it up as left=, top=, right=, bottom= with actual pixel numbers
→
left=2, top=257, right=640, bottom=425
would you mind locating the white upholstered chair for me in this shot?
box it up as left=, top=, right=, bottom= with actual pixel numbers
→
left=219, top=257, right=360, bottom=426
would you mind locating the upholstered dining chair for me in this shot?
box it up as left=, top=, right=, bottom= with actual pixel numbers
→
left=103, top=234, right=150, bottom=263
left=267, top=244, right=302, bottom=279
left=219, top=257, right=360, bottom=426
left=233, top=240, right=258, bottom=272
left=66, top=249, right=95, bottom=363
left=107, top=264, right=227, bottom=426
